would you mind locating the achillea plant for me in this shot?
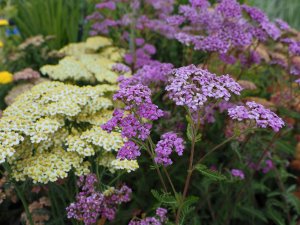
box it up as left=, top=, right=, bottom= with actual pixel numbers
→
left=0, top=81, right=138, bottom=184
left=41, top=36, right=128, bottom=84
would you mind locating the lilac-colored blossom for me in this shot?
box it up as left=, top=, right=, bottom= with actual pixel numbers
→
left=155, top=132, right=185, bottom=166
left=231, top=169, right=245, bottom=179
left=216, top=0, right=241, bottom=18
left=129, top=207, right=168, bottom=225
left=112, top=63, right=131, bottom=74
left=67, top=174, right=132, bottom=224
left=275, top=18, right=290, bottom=31
left=166, top=65, right=242, bottom=111
left=228, top=101, right=284, bottom=132
left=95, top=2, right=116, bottom=10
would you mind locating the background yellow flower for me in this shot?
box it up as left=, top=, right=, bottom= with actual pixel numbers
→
left=0, top=19, right=9, bottom=26
left=0, top=41, right=3, bottom=48
left=0, top=71, right=13, bottom=84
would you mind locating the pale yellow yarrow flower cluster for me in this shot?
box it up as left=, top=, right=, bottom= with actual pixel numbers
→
left=41, top=36, right=128, bottom=83
left=0, top=71, right=13, bottom=84
left=0, top=81, right=138, bottom=184
left=98, top=153, right=139, bottom=173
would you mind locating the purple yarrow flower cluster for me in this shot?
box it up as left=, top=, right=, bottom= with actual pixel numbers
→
left=133, top=62, right=174, bottom=85
left=118, top=61, right=174, bottom=87
left=128, top=207, right=168, bottom=225
left=102, top=83, right=164, bottom=160
left=242, top=5, right=281, bottom=40
left=228, top=101, right=285, bottom=132
left=117, top=141, right=141, bottom=160
left=96, top=2, right=116, bottom=10
left=166, top=65, right=242, bottom=111
left=124, top=43, right=157, bottom=69
left=155, top=132, right=185, bottom=166
left=112, top=63, right=131, bottom=75
left=67, top=174, right=132, bottom=225
left=275, top=19, right=290, bottom=31
left=171, top=0, right=281, bottom=57
left=189, top=0, right=210, bottom=9
left=216, top=0, right=241, bottom=18
left=88, top=0, right=282, bottom=66
left=231, top=169, right=245, bottom=179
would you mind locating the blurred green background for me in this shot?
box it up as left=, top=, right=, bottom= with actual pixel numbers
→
left=250, top=0, right=300, bottom=29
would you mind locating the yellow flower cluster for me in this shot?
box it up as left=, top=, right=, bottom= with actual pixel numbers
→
left=41, top=36, right=127, bottom=83
left=0, top=71, right=13, bottom=84
left=98, top=153, right=139, bottom=173
left=0, top=81, right=138, bottom=183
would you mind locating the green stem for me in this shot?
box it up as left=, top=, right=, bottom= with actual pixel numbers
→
left=3, top=163, right=34, bottom=225
left=145, top=139, right=168, bottom=192
left=195, top=128, right=257, bottom=167
left=14, top=183, right=34, bottom=225
left=162, top=166, right=177, bottom=196
left=175, top=111, right=199, bottom=225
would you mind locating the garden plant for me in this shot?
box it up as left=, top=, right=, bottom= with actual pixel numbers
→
left=0, top=0, right=300, bottom=225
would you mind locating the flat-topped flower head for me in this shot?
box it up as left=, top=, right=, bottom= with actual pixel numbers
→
left=228, top=101, right=284, bottom=132
left=166, top=65, right=242, bottom=111
left=113, top=83, right=152, bottom=109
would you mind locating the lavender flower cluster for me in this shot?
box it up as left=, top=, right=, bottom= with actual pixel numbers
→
left=129, top=207, right=168, bottom=225
left=228, top=101, right=285, bottom=132
left=154, top=132, right=185, bottom=166
left=102, top=83, right=164, bottom=160
left=66, top=174, right=131, bottom=225
left=87, top=0, right=297, bottom=72
left=166, top=65, right=243, bottom=111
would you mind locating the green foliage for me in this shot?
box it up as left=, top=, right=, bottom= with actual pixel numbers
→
left=11, top=0, right=88, bottom=49
left=195, top=164, right=227, bottom=181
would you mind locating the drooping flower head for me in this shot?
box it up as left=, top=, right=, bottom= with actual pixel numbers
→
left=166, top=65, right=243, bottom=111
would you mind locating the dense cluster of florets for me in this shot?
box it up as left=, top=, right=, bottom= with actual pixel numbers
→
left=0, top=81, right=138, bottom=183
left=228, top=101, right=285, bottom=132
left=67, top=174, right=132, bottom=224
left=41, top=36, right=126, bottom=84
left=129, top=207, right=168, bottom=225
left=155, top=132, right=185, bottom=166
left=166, top=65, right=242, bottom=111
left=102, top=83, right=164, bottom=160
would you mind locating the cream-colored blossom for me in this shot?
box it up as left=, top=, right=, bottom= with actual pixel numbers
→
left=41, top=36, right=126, bottom=83
left=98, top=153, right=139, bottom=173
left=0, top=81, right=129, bottom=183
left=81, top=126, right=123, bottom=152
